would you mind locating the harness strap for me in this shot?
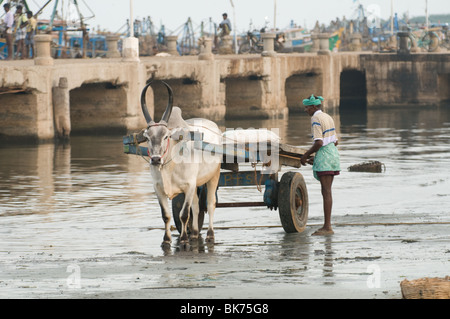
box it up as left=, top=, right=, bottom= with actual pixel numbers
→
left=162, top=138, right=170, bottom=159
left=147, top=138, right=171, bottom=166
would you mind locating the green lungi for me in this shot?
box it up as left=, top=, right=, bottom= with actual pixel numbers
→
left=313, top=142, right=341, bottom=181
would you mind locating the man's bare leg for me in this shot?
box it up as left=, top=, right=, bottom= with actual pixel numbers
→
left=312, top=175, right=334, bottom=235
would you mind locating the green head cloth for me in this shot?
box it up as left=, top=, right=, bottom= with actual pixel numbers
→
left=302, top=95, right=324, bottom=106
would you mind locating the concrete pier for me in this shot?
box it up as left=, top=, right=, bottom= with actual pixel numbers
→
left=1, top=51, right=450, bottom=141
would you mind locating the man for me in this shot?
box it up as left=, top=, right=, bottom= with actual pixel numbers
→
left=2, top=3, right=14, bottom=60
left=301, top=95, right=341, bottom=236
left=14, top=5, right=28, bottom=59
left=218, top=13, right=232, bottom=37
left=25, top=11, right=36, bottom=58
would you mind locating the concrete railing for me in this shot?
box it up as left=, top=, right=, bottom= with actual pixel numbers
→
left=34, top=34, right=53, bottom=66
left=350, top=33, right=362, bottom=52
left=318, top=33, right=331, bottom=55
left=397, top=32, right=411, bottom=55
left=311, top=33, right=320, bottom=53
left=122, top=37, right=140, bottom=62
left=261, top=33, right=276, bottom=57
left=106, top=35, right=121, bottom=58
left=198, top=37, right=214, bottom=60
left=166, top=35, right=180, bottom=56
left=218, top=35, right=233, bottom=55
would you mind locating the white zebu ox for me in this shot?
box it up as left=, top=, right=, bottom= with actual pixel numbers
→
left=141, top=81, right=222, bottom=247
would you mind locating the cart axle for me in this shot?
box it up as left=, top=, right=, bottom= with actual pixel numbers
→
left=216, top=201, right=266, bottom=208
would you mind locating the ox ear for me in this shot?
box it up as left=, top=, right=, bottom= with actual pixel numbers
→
left=170, top=127, right=190, bottom=141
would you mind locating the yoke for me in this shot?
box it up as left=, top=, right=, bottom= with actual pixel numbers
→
left=122, top=129, right=310, bottom=169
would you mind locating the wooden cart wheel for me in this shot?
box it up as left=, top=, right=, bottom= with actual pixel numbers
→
left=172, top=191, right=205, bottom=235
left=278, top=172, right=309, bottom=233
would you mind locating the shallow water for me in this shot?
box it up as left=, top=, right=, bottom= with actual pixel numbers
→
left=1, top=106, right=449, bottom=298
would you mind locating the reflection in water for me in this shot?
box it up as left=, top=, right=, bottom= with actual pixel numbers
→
left=322, top=237, right=334, bottom=284
left=1, top=107, right=450, bottom=294
left=1, top=107, right=450, bottom=215
left=163, top=237, right=215, bottom=256
left=1, top=106, right=450, bottom=222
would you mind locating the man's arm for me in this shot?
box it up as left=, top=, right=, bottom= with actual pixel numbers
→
left=301, top=139, right=323, bottom=166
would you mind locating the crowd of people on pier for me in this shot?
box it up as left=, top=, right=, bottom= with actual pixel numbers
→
left=1, top=3, right=37, bottom=60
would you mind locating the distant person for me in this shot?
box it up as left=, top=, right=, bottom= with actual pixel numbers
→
left=2, top=3, right=14, bottom=60
left=301, top=95, right=341, bottom=236
left=25, top=11, right=36, bottom=58
left=14, top=5, right=28, bottom=59
left=218, top=13, right=232, bottom=37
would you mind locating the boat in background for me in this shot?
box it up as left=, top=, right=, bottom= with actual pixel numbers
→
left=281, top=27, right=312, bottom=52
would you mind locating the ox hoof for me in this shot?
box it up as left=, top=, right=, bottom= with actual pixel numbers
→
left=179, top=241, right=190, bottom=251
left=206, top=230, right=215, bottom=243
left=161, top=240, right=171, bottom=249
left=190, top=233, right=199, bottom=240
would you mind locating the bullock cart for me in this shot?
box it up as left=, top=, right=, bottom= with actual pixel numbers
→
left=123, top=129, right=311, bottom=235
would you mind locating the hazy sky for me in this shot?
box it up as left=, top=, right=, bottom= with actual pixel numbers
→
left=28, top=0, right=450, bottom=33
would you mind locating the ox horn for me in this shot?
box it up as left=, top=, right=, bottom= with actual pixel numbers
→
left=141, top=81, right=154, bottom=125
left=140, top=80, right=174, bottom=125
left=160, top=80, right=174, bottom=124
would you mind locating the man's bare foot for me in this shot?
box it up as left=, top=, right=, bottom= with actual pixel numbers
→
left=312, top=227, right=334, bottom=236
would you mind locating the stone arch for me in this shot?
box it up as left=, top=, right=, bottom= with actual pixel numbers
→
left=285, top=72, right=323, bottom=114
left=339, top=69, right=367, bottom=109
left=224, top=75, right=266, bottom=119
left=0, top=89, right=39, bottom=140
left=151, top=78, right=202, bottom=120
left=69, top=82, right=127, bottom=134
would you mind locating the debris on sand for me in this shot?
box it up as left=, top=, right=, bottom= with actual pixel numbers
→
left=348, top=161, right=385, bottom=173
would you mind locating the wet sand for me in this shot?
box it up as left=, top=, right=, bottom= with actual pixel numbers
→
left=86, top=221, right=449, bottom=299
left=1, top=213, right=448, bottom=299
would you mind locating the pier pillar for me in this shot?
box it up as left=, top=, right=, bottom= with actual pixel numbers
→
left=318, top=33, right=331, bottom=55
left=261, top=33, right=277, bottom=57
left=310, top=33, right=320, bottom=53
left=218, top=35, right=233, bottom=55
left=198, top=37, right=214, bottom=60
left=106, top=35, right=121, bottom=58
left=397, top=32, right=411, bottom=55
left=122, top=37, right=140, bottom=62
left=350, top=33, right=362, bottom=51
left=52, top=77, right=71, bottom=140
left=166, top=35, right=180, bottom=56
left=34, top=34, right=53, bottom=66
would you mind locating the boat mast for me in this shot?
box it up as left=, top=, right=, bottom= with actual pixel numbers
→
left=129, top=0, right=134, bottom=36
left=390, top=0, right=394, bottom=35
left=274, top=0, right=277, bottom=31
left=229, top=0, right=237, bottom=54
